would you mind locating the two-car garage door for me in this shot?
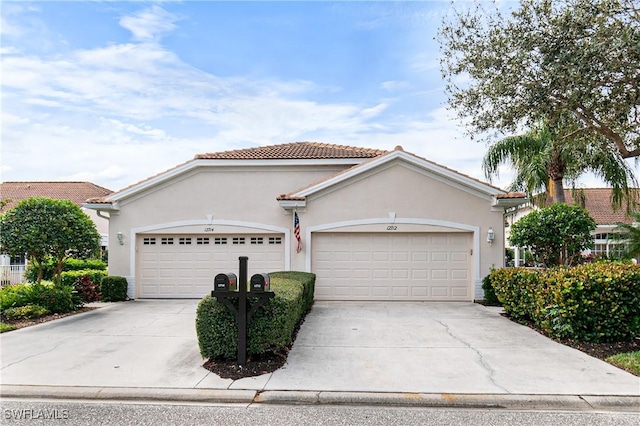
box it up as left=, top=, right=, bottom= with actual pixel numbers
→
left=312, top=232, right=472, bottom=301
left=137, top=234, right=285, bottom=298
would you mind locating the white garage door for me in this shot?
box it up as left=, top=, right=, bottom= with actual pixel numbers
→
left=312, top=232, right=472, bottom=301
left=137, top=234, right=285, bottom=298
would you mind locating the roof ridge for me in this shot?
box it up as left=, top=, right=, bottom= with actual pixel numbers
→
left=195, top=141, right=388, bottom=160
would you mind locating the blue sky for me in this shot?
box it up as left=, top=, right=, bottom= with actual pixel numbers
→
left=1, top=0, right=618, bottom=192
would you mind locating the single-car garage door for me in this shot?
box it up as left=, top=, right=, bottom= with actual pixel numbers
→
left=137, top=234, right=285, bottom=298
left=312, top=232, right=472, bottom=301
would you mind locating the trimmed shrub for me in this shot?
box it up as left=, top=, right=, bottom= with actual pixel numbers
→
left=74, top=275, right=101, bottom=303
left=489, top=267, right=543, bottom=320
left=26, top=258, right=107, bottom=283
left=59, top=269, right=106, bottom=288
left=3, top=304, right=49, bottom=320
left=30, top=283, right=77, bottom=313
left=269, top=271, right=315, bottom=312
left=101, top=276, right=128, bottom=302
left=481, top=272, right=501, bottom=306
left=536, top=262, right=640, bottom=342
left=196, top=274, right=312, bottom=360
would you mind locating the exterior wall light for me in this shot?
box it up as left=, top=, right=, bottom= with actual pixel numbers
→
left=487, top=227, right=495, bottom=246
left=117, top=232, right=124, bottom=245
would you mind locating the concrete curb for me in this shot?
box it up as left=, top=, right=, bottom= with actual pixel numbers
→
left=0, top=385, right=255, bottom=404
left=2, top=385, right=639, bottom=411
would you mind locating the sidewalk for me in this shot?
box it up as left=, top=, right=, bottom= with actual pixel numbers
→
left=1, top=300, right=638, bottom=410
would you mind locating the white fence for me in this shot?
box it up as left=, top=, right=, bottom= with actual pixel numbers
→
left=0, top=265, right=26, bottom=285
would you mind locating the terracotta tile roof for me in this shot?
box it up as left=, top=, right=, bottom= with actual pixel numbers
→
left=195, top=142, right=388, bottom=160
left=496, top=192, right=527, bottom=199
left=0, top=181, right=113, bottom=211
left=563, top=188, right=640, bottom=224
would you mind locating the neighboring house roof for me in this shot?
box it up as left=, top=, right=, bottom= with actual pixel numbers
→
left=1, top=181, right=113, bottom=211
left=562, top=188, right=640, bottom=225
left=195, top=142, right=388, bottom=160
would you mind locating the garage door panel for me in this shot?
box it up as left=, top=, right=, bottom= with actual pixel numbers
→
left=312, top=232, right=472, bottom=301
left=431, top=252, right=448, bottom=262
left=353, top=269, right=371, bottom=279
left=451, top=251, right=469, bottom=262
left=137, top=233, right=285, bottom=298
left=372, top=252, right=389, bottom=261
left=411, top=269, right=428, bottom=279
left=452, top=269, right=469, bottom=280
left=373, top=269, right=390, bottom=279
left=451, top=287, right=469, bottom=297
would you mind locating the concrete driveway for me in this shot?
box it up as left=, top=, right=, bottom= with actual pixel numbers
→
left=1, top=300, right=638, bottom=396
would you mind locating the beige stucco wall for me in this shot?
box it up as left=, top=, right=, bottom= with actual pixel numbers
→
left=104, top=160, right=505, bottom=299
left=106, top=165, right=347, bottom=279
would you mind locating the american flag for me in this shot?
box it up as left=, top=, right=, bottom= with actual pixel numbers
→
left=294, top=211, right=302, bottom=253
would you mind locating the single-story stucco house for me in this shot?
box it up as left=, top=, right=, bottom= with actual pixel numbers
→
left=84, top=142, right=525, bottom=301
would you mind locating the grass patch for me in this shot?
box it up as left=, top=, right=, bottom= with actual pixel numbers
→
left=0, top=322, right=17, bottom=333
left=606, top=351, right=640, bottom=376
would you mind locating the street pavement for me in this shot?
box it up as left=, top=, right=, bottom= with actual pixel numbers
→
left=1, top=299, right=638, bottom=410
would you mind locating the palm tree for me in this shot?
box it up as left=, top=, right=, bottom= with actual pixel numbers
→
left=613, top=211, right=640, bottom=259
left=483, top=120, right=637, bottom=208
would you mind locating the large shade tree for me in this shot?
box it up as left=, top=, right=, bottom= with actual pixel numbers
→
left=438, top=0, right=640, bottom=159
left=0, top=197, right=100, bottom=283
left=483, top=119, right=637, bottom=207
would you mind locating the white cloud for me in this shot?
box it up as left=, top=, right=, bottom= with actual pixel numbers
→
left=118, top=6, right=179, bottom=42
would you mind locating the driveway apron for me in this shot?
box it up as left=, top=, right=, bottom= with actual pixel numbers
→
left=1, top=300, right=638, bottom=395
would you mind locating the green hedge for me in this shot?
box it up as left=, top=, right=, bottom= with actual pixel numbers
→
left=481, top=272, right=501, bottom=306
left=100, top=276, right=128, bottom=302
left=490, top=262, right=640, bottom=342
left=26, top=258, right=107, bottom=282
left=196, top=273, right=315, bottom=361
left=269, top=271, right=315, bottom=313
left=537, top=263, right=640, bottom=342
left=489, top=267, right=542, bottom=320
left=59, top=269, right=107, bottom=287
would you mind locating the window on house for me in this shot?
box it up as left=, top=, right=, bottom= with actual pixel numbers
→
left=250, top=237, right=264, bottom=245
left=161, top=237, right=174, bottom=245
left=197, top=237, right=210, bottom=245
left=232, top=237, right=245, bottom=245
left=143, top=237, right=156, bottom=245
left=214, top=237, right=227, bottom=245
left=268, top=237, right=282, bottom=245
left=179, top=237, right=192, bottom=245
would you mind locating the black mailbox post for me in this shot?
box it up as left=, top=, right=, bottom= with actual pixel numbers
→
left=210, top=257, right=274, bottom=366
left=250, top=273, right=270, bottom=292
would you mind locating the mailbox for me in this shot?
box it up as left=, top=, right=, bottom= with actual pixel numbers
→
left=250, top=273, right=270, bottom=292
left=214, top=272, right=237, bottom=292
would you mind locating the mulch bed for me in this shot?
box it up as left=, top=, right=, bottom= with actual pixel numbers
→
left=203, top=349, right=290, bottom=380
left=0, top=307, right=97, bottom=330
